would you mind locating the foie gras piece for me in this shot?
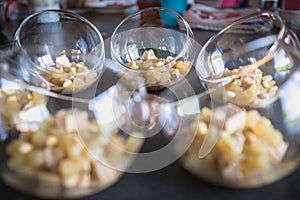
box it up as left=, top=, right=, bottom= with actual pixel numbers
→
left=56, top=54, right=71, bottom=68
left=141, top=49, right=157, bottom=61
left=212, top=103, right=246, bottom=135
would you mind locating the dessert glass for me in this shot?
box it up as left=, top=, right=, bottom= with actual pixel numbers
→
left=0, top=49, right=146, bottom=198
left=196, top=12, right=300, bottom=108
left=110, top=7, right=195, bottom=91
left=13, top=9, right=105, bottom=94
left=159, top=12, right=300, bottom=188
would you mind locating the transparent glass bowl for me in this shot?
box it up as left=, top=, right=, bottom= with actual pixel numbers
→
left=13, top=9, right=105, bottom=94
left=159, top=31, right=300, bottom=188
left=0, top=49, right=145, bottom=198
left=196, top=12, right=300, bottom=108
left=110, top=7, right=195, bottom=91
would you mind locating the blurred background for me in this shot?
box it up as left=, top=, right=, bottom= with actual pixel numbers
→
left=1, top=0, right=300, bottom=63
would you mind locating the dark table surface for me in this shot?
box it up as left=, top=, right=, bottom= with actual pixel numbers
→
left=0, top=9, right=300, bottom=200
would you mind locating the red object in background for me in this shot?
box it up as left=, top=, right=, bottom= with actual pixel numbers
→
left=219, top=0, right=241, bottom=8
left=137, top=0, right=160, bottom=10
left=5, top=0, right=17, bottom=19
left=285, top=0, right=300, bottom=10
left=5, top=0, right=32, bottom=20
left=137, top=0, right=161, bottom=22
left=66, top=0, right=84, bottom=9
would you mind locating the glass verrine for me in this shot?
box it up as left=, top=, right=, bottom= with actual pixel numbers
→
left=13, top=9, right=105, bottom=94
left=0, top=49, right=146, bottom=198
left=110, top=7, right=195, bottom=91
left=196, top=12, right=300, bottom=108
left=159, top=37, right=300, bottom=188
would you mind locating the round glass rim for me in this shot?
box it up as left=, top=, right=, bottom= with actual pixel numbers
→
left=110, top=7, right=194, bottom=73
left=198, top=11, right=288, bottom=83
left=12, top=9, right=105, bottom=76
